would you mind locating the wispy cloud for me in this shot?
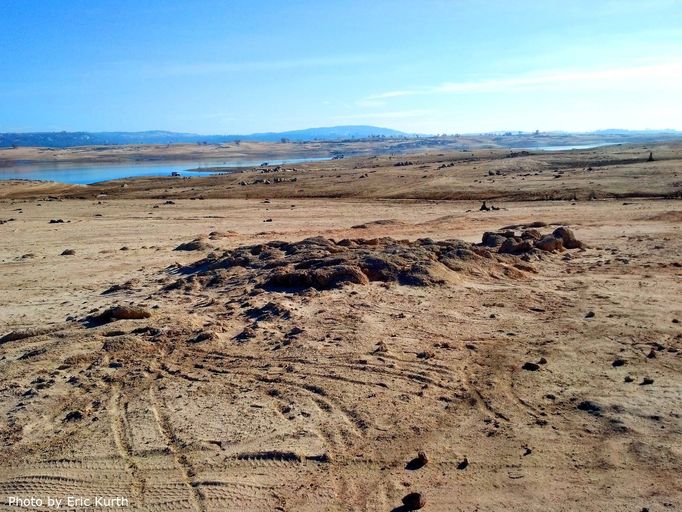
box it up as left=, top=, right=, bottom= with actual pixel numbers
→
left=365, top=61, right=682, bottom=100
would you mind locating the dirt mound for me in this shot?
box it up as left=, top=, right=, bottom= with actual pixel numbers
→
left=174, top=239, right=213, bottom=251
left=642, top=211, right=682, bottom=222
left=0, top=325, right=64, bottom=344
left=85, top=304, right=152, bottom=325
left=351, top=219, right=405, bottom=229
left=168, top=235, right=535, bottom=293
left=102, top=278, right=140, bottom=295
left=208, top=230, right=238, bottom=240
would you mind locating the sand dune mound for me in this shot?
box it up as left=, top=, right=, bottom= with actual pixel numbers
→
left=351, top=219, right=405, bottom=229
left=168, top=235, right=539, bottom=293
left=174, top=238, right=213, bottom=251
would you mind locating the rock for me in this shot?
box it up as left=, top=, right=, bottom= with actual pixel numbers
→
left=60, top=249, right=76, bottom=256
left=624, top=375, right=634, bottom=383
left=406, top=451, right=429, bottom=470
left=235, top=327, right=256, bottom=342
left=102, top=279, right=140, bottom=295
left=585, top=311, right=595, bottom=318
left=457, top=457, right=469, bottom=470
left=481, top=232, right=507, bottom=248
left=189, top=330, right=218, bottom=343
left=521, top=229, right=542, bottom=240
left=552, top=227, right=584, bottom=249
left=417, top=350, right=435, bottom=359
left=612, top=358, right=626, bottom=367
left=480, top=201, right=490, bottom=211
left=108, top=305, right=151, bottom=320
left=577, top=400, right=602, bottom=415
left=91, top=305, right=152, bottom=324
left=246, top=302, right=291, bottom=321
left=49, top=219, right=64, bottom=224
left=0, top=326, right=57, bottom=344
left=287, top=326, right=304, bottom=337
left=266, top=264, right=369, bottom=291
left=646, top=348, right=656, bottom=359
left=500, top=239, right=534, bottom=255
left=374, top=341, right=388, bottom=353
left=534, top=235, right=564, bottom=252
left=640, top=377, right=654, bottom=386
left=522, top=362, right=540, bottom=371
left=64, top=410, right=83, bottom=422
left=401, top=492, right=426, bottom=510
left=103, top=330, right=126, bottom=337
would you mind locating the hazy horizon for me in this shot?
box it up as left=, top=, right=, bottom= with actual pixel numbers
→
left=2, top=125, right=682, bottom=137
left=2, top=0, right=681, bottom=134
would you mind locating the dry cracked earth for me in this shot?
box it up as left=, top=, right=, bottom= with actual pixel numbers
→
left=0, top=197, right=680, bottom=511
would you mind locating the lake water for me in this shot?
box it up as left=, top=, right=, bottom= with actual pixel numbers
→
left=0, top=156, right=330, bottom=185
left=525, top=143, right=618, bottom=151
left=0, top=143, right=617, bottom=185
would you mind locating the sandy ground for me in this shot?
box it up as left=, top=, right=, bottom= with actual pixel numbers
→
left=0, top=148, right=681, bottom=511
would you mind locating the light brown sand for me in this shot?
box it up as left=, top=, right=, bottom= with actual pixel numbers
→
left=0, top=147, right=681, bottom=511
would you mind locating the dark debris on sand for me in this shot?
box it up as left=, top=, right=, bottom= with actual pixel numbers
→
left=161, top=227, right=584, bottom=294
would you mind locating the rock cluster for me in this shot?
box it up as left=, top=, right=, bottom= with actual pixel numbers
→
left=481, top=226, right=584, bottom=255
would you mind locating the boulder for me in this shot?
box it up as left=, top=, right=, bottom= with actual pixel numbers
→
left=534, top=235, right=564, bottom=252
left=499, top=239, right=534, bottom=255
left=402, top=492, right=426, bottom=510
left=553, top=227, right=583, bottom=249
left=481, top=232, right=507, bottom=248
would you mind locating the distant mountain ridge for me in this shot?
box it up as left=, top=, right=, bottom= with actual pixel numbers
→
left=1, top=126, right=680, bottom=149
left=592, top=128, right=681, bottom=135
left=0, top=125, right=408, bottom=148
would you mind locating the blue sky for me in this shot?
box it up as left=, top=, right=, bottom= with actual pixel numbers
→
left=1, top=0, right=681, bottom=134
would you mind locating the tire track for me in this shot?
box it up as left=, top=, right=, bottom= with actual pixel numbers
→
left=109, top=383, right=145, bottom=509
left=148, top=385, right=205, bottom=512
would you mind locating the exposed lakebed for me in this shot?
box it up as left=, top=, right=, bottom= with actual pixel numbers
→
left=0, top=156, right=330, bottom=185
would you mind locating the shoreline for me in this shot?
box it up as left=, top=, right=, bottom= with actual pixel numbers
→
left=1, top=139, right=680, bottom=200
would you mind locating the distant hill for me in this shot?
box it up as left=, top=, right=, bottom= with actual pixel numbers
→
left=245, top=125, right=407, bottom=142
left=593, top=128, right=681, bottom=135
left=0, top=126, right=409, bottom=148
